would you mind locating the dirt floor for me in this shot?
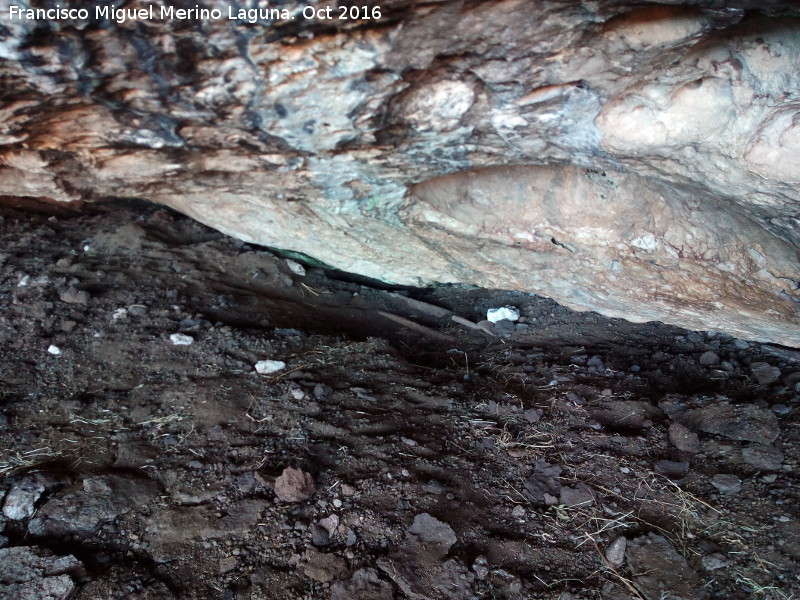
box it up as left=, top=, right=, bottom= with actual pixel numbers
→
left=0, top=201, right=798, bottom=600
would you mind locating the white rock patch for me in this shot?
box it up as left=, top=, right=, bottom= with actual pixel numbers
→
left=169, top=333, right=194, bottom=345
left=487, top=306, right=520, bottom=323
left=255, top=360, right=286, bottom=374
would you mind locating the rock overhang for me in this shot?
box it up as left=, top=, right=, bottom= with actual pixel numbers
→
left=0, top=0, right=797, bottom=345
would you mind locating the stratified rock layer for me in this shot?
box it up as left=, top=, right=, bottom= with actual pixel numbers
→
left=0, top=0, right=798, bottom=344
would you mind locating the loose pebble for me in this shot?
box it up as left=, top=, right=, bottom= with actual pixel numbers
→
left=255, top=359, right=286, bottom=374
left=711, top=474, right=742, bottom=495
left=170, top=333, right=194, bottom=345
left=605, top=536, right=627, bottom=568
left=285, top=259, right=306, bottom=276
left=487, top=306, right=520, bottom=323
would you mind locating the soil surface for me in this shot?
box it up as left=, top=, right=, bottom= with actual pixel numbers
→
left=1, top=201, right=798, bottom=600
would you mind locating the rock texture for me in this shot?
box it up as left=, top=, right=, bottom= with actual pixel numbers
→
left=0, top=1, right=798, bottom=344
left=0, top=546, right=85, bottom=600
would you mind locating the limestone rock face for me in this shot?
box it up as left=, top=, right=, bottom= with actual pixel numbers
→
left=0, top=1, right=798, bottom=345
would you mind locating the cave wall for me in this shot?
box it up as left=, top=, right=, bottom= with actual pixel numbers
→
left=0, top=0, right=798, bottom=345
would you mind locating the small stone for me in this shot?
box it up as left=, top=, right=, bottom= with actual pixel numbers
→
left=401, top=437, right=417, bottom=447
left=319, top=514, right=340, bottom=536
left=590, top=399, right=661, bottom=430
left=511, top=505, right=526, bottom=518
left=783, top=372, right=800, bottom=389
left=494, top=319, right=516, bottom=336
left=524, top=460, right=562, bottom=505
left=178, top=317, right=202, bottom=331
left=699, top=351, right=720, bottom=366
left=654, top=460, right=689, bottom=478
left=285, top=259, right=306, bottom=276
left=236, top=473, right=257, bottom=493
left=587, top=355, right=605, bottom=369
left=407, top=513, right=456, bottom=557
left=486, top=306, right=520, bottom=323
left=711, top=474, right=742, bottom=495
left=472, top=556, right=490, bottom=580
left=524, top=408, right=543, bottom=423
left=422, top=480, right=445, bottom=495
left=560, top=483, right=595, bottom=507
left=741, top=445, right=784, bottom=471
left=255, top=360, right=286, bottom=374
left=47, top=345, right=62, bottom=355
left=569, top=391, right=587, bottom=405
left=127, top=304, right=147, bottom=317
left=274, top=467, right=315, bottom=502
left=291, top=388, right=306, bottom=400
left=218, top=556, right=238, bottom=573
left=332, top=498, right=342, bottom=508
left=341, top=484, right=355, bottom=497
left=3, top=476, right=46, bottom=520
left=750, top=362, right=781, bottom=385
left=701, top=553, right=729, bottom=571
left=345, top=528, right=357, bottom=546
left=669, top=422, right=700, bottom=453
left=605, top=536, right=627, bottom=568
left=734, top=339, right=751, bottom=349
left=311, top=525, right=330, bottom=547
left=686, top=331, right=703, bottom=343
left=783, top=371, right=800, bottom=390
left=169, top=333, right=193, bottom=345
left=59, top=287, right=90, bottom=304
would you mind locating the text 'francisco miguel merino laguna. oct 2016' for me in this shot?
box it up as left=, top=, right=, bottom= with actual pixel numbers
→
left=7, top=3, right=383, bottom=24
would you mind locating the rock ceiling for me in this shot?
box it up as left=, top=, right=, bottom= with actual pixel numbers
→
left=0, top=0, right=798, bottom=345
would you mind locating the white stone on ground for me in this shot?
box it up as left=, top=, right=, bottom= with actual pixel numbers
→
left=255, top=360, right=286, bottom=374
left=285, top=259, right=306, bottom=276
left=169, top=333, right=194, bottom=345
left=486, top=306, right=520, bottom=323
